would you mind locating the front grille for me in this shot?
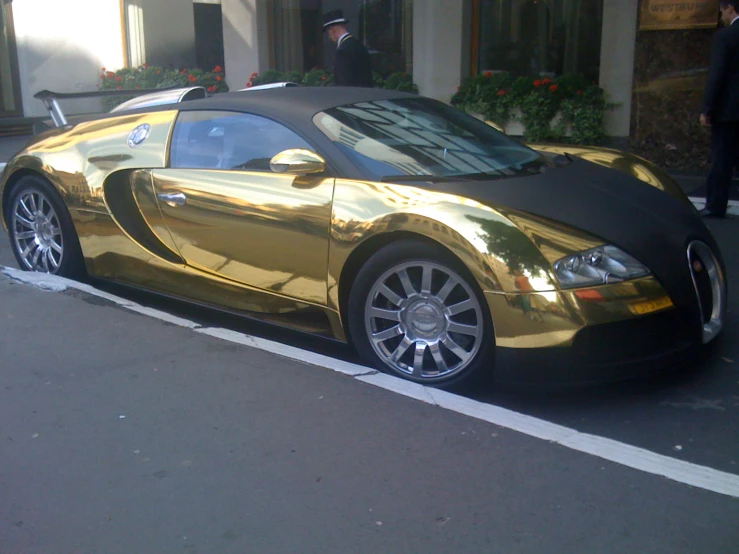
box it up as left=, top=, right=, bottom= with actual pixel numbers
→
left=687, top=241, right=725, bottom=343
left=572, top=308, right=693, bottom=364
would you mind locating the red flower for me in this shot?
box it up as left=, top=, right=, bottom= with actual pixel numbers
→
left=213, top=65, right=223, bottom=73
left=116, top=85, right=121, bottom=90
left=180, top=68, right=188, bottom=74
left=542, top=78, right=551, bottom=85
left=484, top=71, right=492, bottom=77
left=250, top=72, right=258, bottom=78
left=576, top=90, right=582, bottom=95
left=106, top=71, right=114, bottom=78
left=207, top=85, right=216, bottom=92
left=156, top=70, right=161, bottom=75
left=142, top=63, right=148, bottom=68
left=533, top=79, right=542, bottom=87
left=115, top=75, right=121, bottom=82
left=549, top=84, right=558, bottom=92
left=321, top=76, right=326, bottom=81
left=216, top=75, right=222, bottom=81
left=246, top=82, right=252, bottom=87
left=187, top=74, right=197, bottom=82
left=497, top=89, right=506, bottom=96
left=101, top=67, right=106, bottom=71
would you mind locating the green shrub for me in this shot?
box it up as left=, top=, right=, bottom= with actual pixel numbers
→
left=452, top=71, right=617, bottom=144
left=99, top=63, right=228, bottom=110
left=383, top=72, right=419, bottom=94
left=301, top=68, right=333, bottom=87
left=247, top=69, right=416, bottom=91
left=451, top=71, right=515, bottom=124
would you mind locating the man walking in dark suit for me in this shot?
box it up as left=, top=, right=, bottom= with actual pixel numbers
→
left=323, top=9, right=373, bottom=88
left=699, top=1, right=739, bottom=218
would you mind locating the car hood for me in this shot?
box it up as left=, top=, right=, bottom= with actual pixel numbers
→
left=428, top=157, right=723, bottom=327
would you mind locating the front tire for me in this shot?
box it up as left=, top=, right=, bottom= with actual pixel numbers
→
left=7, top=175, right=86, bottom=280
left=348, top=240, right=494, bottom=390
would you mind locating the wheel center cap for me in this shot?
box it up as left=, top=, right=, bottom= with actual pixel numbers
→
left=405, top=299, right=445, bottom=339
left=34, top=216, right=53, bottom=244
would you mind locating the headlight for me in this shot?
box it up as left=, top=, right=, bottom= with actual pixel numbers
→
left=553, top=245, right=650, bottom=289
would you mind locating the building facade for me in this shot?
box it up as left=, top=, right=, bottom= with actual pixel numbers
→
left=0, top=0, right=722, bottom=170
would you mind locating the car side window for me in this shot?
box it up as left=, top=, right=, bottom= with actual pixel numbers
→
left=170, top=110, right=313, bottom=171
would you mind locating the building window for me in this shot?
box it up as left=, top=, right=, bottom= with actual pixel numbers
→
left=193, top=1, right=225, bottom=71
left=268, top=0, right=412, bottom=77
left=475, top=0, right=603, bottom=82
left=123, top=0, right=146, bottom=68
left=358, top=0, right=413, bottom=76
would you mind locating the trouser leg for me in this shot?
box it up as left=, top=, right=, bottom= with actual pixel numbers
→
left=705, top=122, right=739, bottom=215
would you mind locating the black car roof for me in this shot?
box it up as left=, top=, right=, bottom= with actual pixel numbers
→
left=179, top=86, right=419, bottom=116
left=51, top=86, right=424, bottom=133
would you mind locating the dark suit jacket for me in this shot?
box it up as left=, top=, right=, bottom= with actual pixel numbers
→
left=702, top=20, right=739, bottom=122
left=333, top=34, right=373, bottom=88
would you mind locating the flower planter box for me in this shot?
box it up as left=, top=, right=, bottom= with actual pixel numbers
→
left=466, top=108, right=570, bottom=139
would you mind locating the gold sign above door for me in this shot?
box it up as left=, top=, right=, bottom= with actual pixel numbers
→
left=639, top=0, right=720, bottom=30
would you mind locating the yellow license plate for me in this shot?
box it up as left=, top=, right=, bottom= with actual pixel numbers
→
left=628, top=296, right=674, bottom=315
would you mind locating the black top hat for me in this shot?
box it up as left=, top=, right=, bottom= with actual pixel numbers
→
left=322, top=9, right=349, bottom=31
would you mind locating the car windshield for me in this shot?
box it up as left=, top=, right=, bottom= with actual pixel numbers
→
left=313, top=97, right=550, bottom=182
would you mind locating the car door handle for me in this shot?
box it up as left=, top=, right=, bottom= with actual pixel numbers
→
left=157, top=191, right=187, bottom=207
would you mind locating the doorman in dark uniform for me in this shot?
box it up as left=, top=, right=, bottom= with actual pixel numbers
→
left=699, top=0, right=739, bottom=218
left=322, top=9, right=373, bottom=88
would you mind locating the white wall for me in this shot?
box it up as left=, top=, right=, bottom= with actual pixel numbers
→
left=222, top=0, right=269, bottom=90
left=12, top=0, right=125, bottom=118
left=599, top=0, right=638, bottom=138
left=412, top=0, right=466, bottom=103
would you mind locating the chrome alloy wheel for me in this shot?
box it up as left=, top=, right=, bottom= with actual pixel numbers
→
left=365, top=261, right=485, bottom=381
left=11, top=189, right=64, bottom=273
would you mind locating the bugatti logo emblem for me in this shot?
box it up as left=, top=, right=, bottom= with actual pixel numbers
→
left=128, top=124, right=151, bottom=148
left=692, top=259, right=703, bottom=272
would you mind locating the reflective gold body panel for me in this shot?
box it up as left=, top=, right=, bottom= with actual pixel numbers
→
left=0, top=108, right=680, bottom=352
left=485, top=276, right=673, bottom=348
left=149, top=169, right=334, bottom=304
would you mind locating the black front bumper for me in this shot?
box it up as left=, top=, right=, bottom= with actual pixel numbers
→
left=492, top=308, right=712, bottom=386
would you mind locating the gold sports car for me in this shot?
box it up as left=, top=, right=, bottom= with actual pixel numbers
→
left=0, top=85, right=727, bottom=388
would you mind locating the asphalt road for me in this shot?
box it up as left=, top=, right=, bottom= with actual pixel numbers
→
left=2, top=259, right=739, bottom=553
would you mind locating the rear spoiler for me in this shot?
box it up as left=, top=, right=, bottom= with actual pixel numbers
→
left=33, top=85, right=207, bottom=128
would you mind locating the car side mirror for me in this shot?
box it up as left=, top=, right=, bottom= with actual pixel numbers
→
left=485, top=120, right=506, bottom=134
left=270, top=149, right=326, bottom=175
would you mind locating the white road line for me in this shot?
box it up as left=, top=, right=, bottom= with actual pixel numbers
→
left=1, top=267, right=200, bottom=328
left=4, top=265, right=739, bottom=499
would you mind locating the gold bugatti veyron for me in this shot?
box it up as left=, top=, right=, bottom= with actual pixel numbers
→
left=0, top=85, right=727, bottom=388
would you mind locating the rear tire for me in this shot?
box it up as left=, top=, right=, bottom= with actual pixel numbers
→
left=7, top=175, right=86, bottom=280
left=348, top=240, right=495, bottom=390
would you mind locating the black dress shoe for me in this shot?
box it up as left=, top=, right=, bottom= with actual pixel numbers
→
left=698, top=208, right=725, bottom=218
